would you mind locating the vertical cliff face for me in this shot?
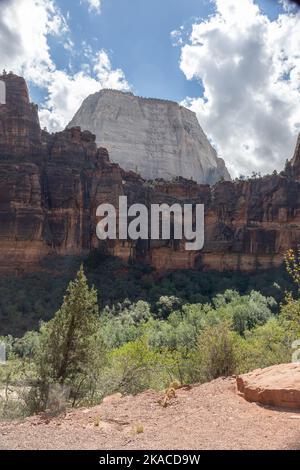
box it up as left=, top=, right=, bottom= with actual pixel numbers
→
left=0, top=72, right=41, bottom=157
left=292, top=133, right=300, bottom=179
left=1, top=73, right=300, bottom=274
left=0, top=73, right=125, bottom=273
left=68, top=89, right=231, bottom=185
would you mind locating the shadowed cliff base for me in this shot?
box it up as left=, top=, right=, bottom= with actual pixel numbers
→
left=0, top=252, right=296, bottom=336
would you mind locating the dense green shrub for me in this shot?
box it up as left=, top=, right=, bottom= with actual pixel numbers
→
left=195, top=321, right=242, bottom=381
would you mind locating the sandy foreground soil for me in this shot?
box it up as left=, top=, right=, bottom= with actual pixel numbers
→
left=0, top=377, right=300, bottom=450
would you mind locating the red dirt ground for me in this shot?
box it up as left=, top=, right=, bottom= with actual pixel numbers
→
left=1, top=377, right=300, bottom=450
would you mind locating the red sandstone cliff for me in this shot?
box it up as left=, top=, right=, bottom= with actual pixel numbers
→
left=291, top=133, right=300, bottom=180
left=0, top=72, right=300, bottom=274
left=0, top=73, right=41, bottom=157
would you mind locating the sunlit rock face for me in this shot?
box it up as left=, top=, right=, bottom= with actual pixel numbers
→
left=68, top=90, right=231, bottom=185
left=1, top=73, right=300, bottom=275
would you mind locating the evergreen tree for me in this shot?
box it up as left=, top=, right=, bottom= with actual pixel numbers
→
left=33, top=265, right=104, bottom=410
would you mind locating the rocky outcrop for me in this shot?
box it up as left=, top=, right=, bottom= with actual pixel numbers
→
left=291, top=133, right=300, bottom=180
left=237, top=364, right=300, bottom=409
left=68, top=89, right=231, bottom=185
left=0, top=72, right=41, bottom=157
left=1, top=73, right=300, bottom=274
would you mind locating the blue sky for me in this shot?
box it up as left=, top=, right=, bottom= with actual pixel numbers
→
left=36, top=0, right=284, bottom=104
left=55, top=0, right=215, bottom=103
left=0, top=0, right=299, bottom=176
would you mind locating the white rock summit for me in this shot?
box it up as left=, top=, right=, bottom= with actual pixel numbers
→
left=68, top=89, right=230, bottom=184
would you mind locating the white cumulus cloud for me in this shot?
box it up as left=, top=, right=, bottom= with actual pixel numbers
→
left=81, top=0, right=101, bottom=14
left=39, top=51, right=130, bottom=132
left=178, top=0, right=300, bottom=177
left=0, top=0, right=129, bottom=132
left=0, top=0, right=65, bottom=86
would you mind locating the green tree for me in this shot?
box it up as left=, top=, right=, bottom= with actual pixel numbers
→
left=195, top=321, right=241, bottom=381
left=285, top=247, right=300, bottom=292
left=156, top=296, right=182, bottom=318
left=104, top=336, right=169, bottom=395
left=33, top=265, right=103, bottom=410
left=240, top=318, right=293, bottom=372
left=212, top=290, right=275, bottom=335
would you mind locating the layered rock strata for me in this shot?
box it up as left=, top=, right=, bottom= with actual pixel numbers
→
left=0, top=73, right=300, bottom=274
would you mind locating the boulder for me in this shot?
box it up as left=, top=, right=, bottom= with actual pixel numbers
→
left=237, top=363, right=300, bottom=409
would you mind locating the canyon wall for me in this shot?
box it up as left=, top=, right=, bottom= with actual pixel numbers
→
left=292, top=133, right=300, bottom=179
left=68, top=89, right=230, bottom=185
left=0, top=73, right=300, bottom=274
